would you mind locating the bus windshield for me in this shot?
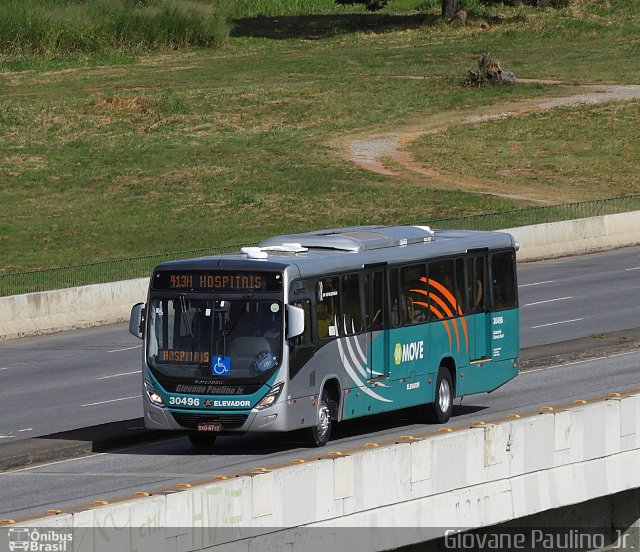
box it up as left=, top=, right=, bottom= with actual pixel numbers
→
left=146, top=296, right=283, bottom=384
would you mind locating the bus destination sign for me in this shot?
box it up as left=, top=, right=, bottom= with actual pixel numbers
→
left=152, top=270, right=282, bottom=292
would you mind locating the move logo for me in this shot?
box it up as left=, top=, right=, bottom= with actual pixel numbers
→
left=394, top=341, right=425, bottom=365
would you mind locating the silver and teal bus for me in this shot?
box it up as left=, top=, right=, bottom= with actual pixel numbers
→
left=129, top=225, right=519, bottom=448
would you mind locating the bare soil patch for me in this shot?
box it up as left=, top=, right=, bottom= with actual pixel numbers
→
left=344, top=84, right=640, bottom=204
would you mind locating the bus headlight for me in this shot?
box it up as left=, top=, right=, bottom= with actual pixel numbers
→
left=144, top=381, right=165, bottom=407
left=256, top=382, right=284, bottom=410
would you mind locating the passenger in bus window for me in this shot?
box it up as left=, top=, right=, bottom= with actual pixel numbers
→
left=442, top=274, right=463, bottom=310
left=475, top=276, right=484, bottom=308
left=402, top=289, right=426, bottom=324
left=412, top=305, right=427, bottom=323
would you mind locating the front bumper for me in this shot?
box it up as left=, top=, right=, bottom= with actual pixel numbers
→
left=144, top=399, right=293, bottom=434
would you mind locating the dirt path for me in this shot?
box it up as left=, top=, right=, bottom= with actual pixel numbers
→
left=344, top=83, right=640, bottom=204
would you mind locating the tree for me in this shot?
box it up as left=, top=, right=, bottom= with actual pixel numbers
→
left=336, top=0, right=462, bottom=18
left=334, top=0, right=389, bottom=11
left=441, top=0, right=460, bottom=19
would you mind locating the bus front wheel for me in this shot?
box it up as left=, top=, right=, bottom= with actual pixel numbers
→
left=303, top=391, right=332, bottom=447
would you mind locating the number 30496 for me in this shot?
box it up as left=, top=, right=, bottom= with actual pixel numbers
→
left=169, top=396, right=200, bottom=407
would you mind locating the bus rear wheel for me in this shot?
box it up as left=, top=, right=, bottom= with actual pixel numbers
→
left=303, top=392, right=332, bottom=448
left=188, top=432, right=217, bottom=449
left=411, top=366, right=454, bottom=424
left=429, top=366, right=454, bottom=424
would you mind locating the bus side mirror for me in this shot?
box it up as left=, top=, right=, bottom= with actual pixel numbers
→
left=286, top=304, right=305, bottom=339
left=129, top=303, right=145, bottom=339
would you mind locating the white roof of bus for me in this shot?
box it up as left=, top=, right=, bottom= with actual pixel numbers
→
left=157, top=226, right=516, bottom=280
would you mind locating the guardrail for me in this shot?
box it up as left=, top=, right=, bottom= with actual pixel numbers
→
left=2, top=195, right=639, bottom=297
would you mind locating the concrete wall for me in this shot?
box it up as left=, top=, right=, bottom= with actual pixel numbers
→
left=1, top=211, right=639, bottom=341
left=508, top=210, right=640, bottom=262
left=401, top=488, right=640, bottom=552
left=0, top=278, right=148, bottom=341
left=14, top=392, right=640, bottom=552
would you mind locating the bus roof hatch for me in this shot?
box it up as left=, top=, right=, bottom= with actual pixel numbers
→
left=259, top=225, right=435, bottom=253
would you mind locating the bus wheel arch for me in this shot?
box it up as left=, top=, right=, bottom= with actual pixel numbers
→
left=438, top=356, right=457, bottom=399
left=411, top=358, right=455, bottom=425
left=303, top=378, right=340, bottom=448
left=322, top=378, right=341, bottom=422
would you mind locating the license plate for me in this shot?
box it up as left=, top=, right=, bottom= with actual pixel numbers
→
left=197, top=422, right=223, bottom=432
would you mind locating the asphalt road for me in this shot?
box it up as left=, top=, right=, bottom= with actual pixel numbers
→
left=0, top=247, right=640, bottom=443
left=518, top=245, right=640, bottom=346
left=0, top=246, right=638, bottom=521
left=0, top=245, right=639, bottom=442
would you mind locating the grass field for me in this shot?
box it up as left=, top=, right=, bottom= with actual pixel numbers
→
left=1, top=0, right=639, bottom=275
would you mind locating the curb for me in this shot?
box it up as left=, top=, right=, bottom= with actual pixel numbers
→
left=519, top=327, right=640, bottom=371
left=0, top=419, right=164, bottom=472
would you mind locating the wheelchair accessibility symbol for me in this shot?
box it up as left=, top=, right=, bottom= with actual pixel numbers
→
left=212, top=355, right=231, bottom=376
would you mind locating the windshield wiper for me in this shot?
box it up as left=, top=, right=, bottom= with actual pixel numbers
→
left=179, top=294, right=195, bottom=339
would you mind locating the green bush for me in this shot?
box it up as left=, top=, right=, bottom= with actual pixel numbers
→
left=0, top=0, right=229, bottom=57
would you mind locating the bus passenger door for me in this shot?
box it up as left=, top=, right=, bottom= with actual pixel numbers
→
left=467, top=255, right=490, bottom=362
left=364, top=268, right=387, bottom=380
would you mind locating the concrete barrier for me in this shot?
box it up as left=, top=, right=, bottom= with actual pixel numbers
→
left=507, top=210, right=640, bottom=262
left=1, top=211, right=639, bottom=341
left=9, top=392, right=640, bottom=551
left=0, top=278, right=148, bottom=341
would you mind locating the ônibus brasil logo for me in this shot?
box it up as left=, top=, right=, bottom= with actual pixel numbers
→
left=394, top=341, right=424, bottom=365
left=7, top=528, right=73, bottom=552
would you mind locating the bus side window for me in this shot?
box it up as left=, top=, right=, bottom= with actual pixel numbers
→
left=340, top=273, right=362, bottom=336
left=467, top=256, right=485, bottom=312
left=364, top=270, right=384, bottom=331
left=316, top=277, right=339, bottom=339
left=455, top=258, right=468, bottom=315
left=428, top=259, right=457, bottom=318
left=491, top=251, right=517, bottom=309
left=316, top=303, right=331, bottom=339
left=388, top=268, right=401, bottom=328
left=401, top=264, right=427, bottom=325
left=476, top=257, right=485, bottom=310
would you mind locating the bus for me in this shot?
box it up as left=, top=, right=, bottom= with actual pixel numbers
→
left=129, top=225, right=519, bottom=448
